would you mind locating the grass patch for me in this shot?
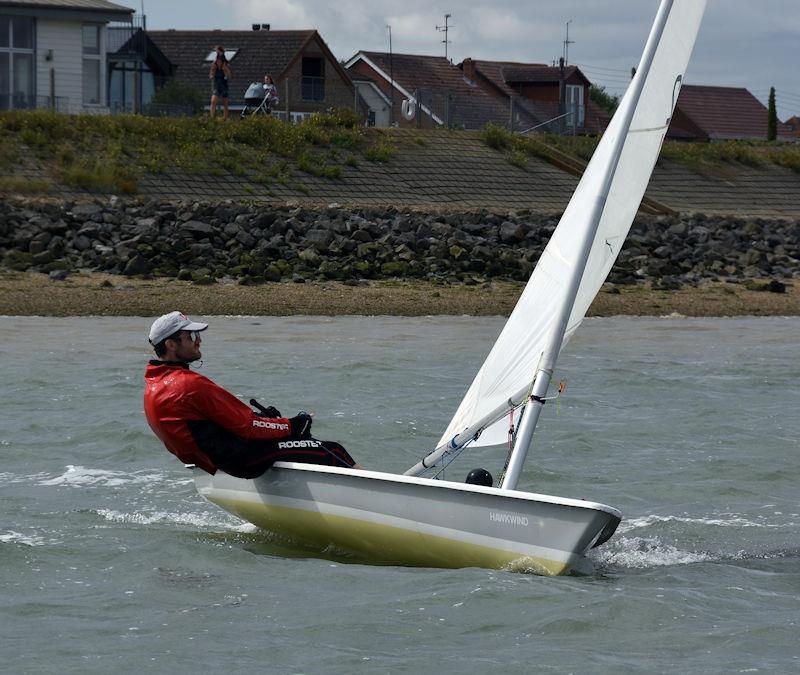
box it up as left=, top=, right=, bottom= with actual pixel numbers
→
left=479, top=121, right=800, bottom=175
left=61, top=159, right=138, bottom=193
left=0, top=108, right=365, bottom=191
left=364, top=140, right=396, bottom=162
left=0, top=176, right=51, bottom=193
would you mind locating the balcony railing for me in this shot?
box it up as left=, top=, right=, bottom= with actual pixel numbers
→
left=107, top=14, right=147, bottom=58
left=0, top=92, right=71, bottom=112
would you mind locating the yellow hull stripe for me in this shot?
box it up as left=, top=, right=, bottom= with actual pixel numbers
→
left=213, top=496, right=569, bottom=576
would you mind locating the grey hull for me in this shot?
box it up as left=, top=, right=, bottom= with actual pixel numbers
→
left=195, top=462, right=621, bottom=575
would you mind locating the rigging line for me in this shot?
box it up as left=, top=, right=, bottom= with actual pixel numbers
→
left=580, top=72, right=634, bottom=82
left=573, top=62, right=633, bottom=74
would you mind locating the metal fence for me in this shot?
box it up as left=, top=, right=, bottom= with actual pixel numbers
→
left=386, top=85, right=588, bottom=135
left=1, top=93, right=72, bottom=112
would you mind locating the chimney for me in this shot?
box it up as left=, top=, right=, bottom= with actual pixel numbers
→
left=462, top=57, right=475, bottom=81
left=252, top=23, right=260, bottom=31
left=262, top=23, right=270, bottom=31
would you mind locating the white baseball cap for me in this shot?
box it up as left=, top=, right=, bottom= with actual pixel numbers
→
left=148, top=311, right=208, bottom=345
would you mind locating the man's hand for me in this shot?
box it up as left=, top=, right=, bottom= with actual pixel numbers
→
left=250, top=399, right=281, bottom=418
left=289, top=411, right=313, bottom=439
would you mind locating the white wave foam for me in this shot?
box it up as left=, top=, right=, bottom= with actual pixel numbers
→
left=94, top=508, right=240, bottom=529
left=0, top=471, right=51, bottom=485
left=39, top=465, right=165, bottom=488
left=593, top=535, right=713, bottom=569
left=0, top=530, right=48, bottom=547
left=621, top=513, right=779, bottom=532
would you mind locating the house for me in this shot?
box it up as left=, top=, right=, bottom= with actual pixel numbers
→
left=345, top=51, right=517, bottom=130
left=348, top=71, right=391, bottom=127
left=461, top=58, right=611, bottom=135
left=106, top=20, right=173, bottom=114
left=147, top=27, right=356, bottom=120
left=781, top=115, right=800, bottom=137
left=0, top=0, right=133, bottom=112
left=668, top=85, right=796, bottom=141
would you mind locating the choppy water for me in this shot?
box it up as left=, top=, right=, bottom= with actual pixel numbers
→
left=1, top=314, right=798, bottom=673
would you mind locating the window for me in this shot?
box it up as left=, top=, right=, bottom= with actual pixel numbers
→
left=301, top=56, right=324, bottom=101
left=108, top=59, right=156, bottom=113
left=12, top=16, right=33, bottom=49
left=82, top=24, right=102, bottom=105
left=0, top=17, right=9, bottom=49
left=566, top=84, right=585, bottom=128
left=203, top=49, right=237, bottom=62
left=0, top=16, right=35, bottom=109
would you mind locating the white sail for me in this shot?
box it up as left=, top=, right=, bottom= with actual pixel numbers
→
left=439, top=0, right=707, bottom=449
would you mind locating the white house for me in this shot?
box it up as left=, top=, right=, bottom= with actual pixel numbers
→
left=0, top=0, right=133, bottom=113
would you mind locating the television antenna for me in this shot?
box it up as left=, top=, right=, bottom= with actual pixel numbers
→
left=436, top=13, right=453, bottom=60
left=563, top=20, right=574, bottom=64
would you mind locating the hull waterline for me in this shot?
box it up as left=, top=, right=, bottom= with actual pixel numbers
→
left=194, top=462, right=621, bottom=576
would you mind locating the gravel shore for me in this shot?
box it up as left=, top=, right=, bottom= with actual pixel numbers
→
left=1, top=272, right=797, bottom=317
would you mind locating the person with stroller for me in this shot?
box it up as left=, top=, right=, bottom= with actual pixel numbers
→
left=209, top=45, right=232, bottom=120
left=241, top=73, right=280, bottom=118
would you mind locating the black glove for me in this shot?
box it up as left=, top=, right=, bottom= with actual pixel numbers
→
left=289, top=411, right=312, bottom=439
left=250, top=399, right=281, bottom=418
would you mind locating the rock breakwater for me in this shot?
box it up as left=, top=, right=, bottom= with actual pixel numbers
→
left=1, top=198, right=798, bottom=288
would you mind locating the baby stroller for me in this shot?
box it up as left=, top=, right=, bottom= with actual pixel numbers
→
left=240, top=82, right=279, bottom=118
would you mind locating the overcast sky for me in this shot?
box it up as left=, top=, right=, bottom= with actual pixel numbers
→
left=129, top=0, right=800, bottom=121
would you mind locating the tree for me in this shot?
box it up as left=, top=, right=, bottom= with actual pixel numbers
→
left=589, top=84, right=619, bottom=114
left=767, top=86, right=777, bottom=141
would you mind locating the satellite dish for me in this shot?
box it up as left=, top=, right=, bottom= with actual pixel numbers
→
left=401, top=98, right=416, bottom=120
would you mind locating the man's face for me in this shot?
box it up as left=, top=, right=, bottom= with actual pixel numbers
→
left=170, top=330, right=202, bottom=362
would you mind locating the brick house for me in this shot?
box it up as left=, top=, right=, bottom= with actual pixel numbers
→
left=148, top=27, right=356, bottom=120
left=461, top=58, right=610, bottom=135
left=345, top=51, right=516, bottom=130
left=668, top=85, right=796, bottom=141
left=1, top=0, right=133, bottom=112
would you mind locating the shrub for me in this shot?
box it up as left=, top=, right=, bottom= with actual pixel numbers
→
left=149, top=79, right=205, bottom=115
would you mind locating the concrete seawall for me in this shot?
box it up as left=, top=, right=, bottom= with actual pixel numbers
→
left=5, top=129, right=800, bottom=217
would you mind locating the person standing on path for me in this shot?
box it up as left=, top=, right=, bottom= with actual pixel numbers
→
left=209, top=46, right=232, bottom=120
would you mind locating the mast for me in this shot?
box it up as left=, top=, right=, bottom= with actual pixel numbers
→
left=500, top=0, right=676, bottom=490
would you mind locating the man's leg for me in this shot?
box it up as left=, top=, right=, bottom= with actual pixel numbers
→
left=210, top=94, right=218, bottom=117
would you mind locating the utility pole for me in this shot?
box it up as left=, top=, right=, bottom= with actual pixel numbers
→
left=436, top=13, right=453, bottom=60
left=386, top=24, right=394, bottom=126
left=562, top=20, right=574, bottom=65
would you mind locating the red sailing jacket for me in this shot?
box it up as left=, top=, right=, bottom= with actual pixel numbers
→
left=143, top=361, right=292, bottom=474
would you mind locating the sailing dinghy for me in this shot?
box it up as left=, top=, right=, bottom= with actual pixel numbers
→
left=194, top=0, right=707, bottom=575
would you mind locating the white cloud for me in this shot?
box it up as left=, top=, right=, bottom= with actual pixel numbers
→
left=215, top=0, right=310, bottom=28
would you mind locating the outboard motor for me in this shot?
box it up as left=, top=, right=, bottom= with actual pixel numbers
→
left=465, top=468, right=493, bottom=487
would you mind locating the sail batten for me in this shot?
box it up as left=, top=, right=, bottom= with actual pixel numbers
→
left=436, top=0, right=707, bottom=452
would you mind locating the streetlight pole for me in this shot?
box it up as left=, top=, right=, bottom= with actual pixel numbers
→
left=387, top=24, right=394, bottom=126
